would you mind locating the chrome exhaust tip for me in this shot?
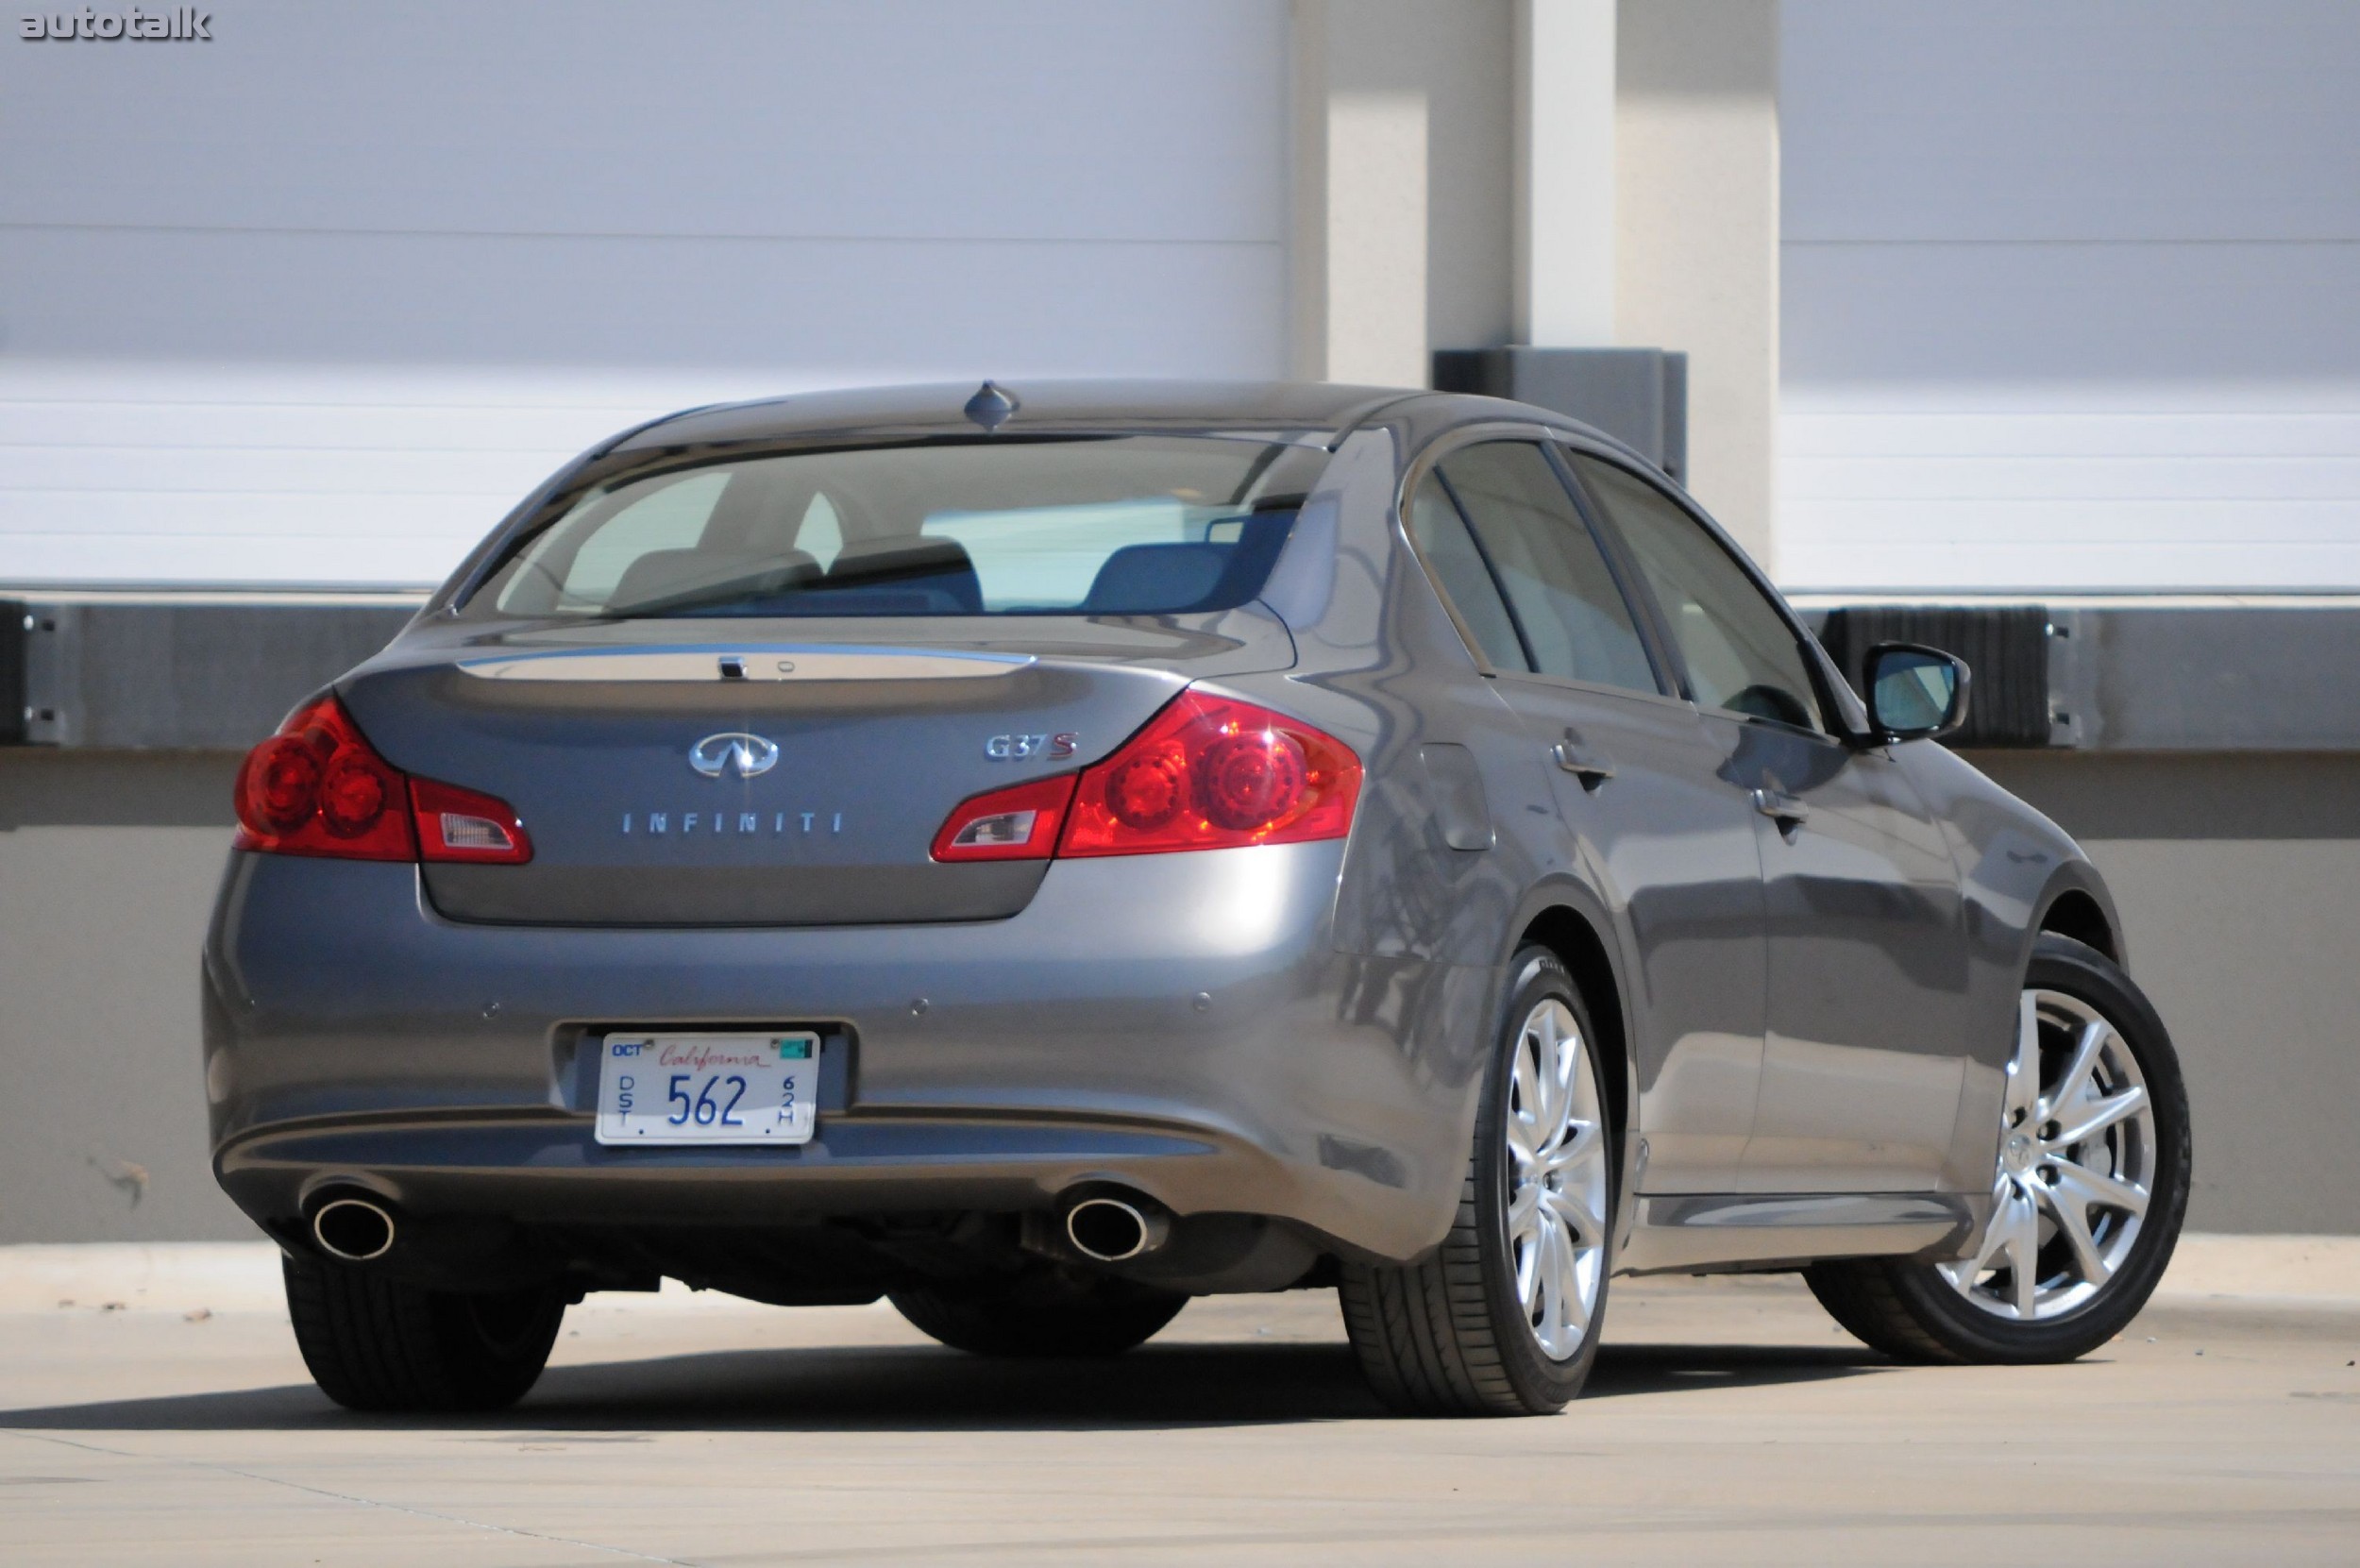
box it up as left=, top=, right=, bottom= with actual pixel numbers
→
left=312, top=1196, right=396, bottom=1262
left=1063, top=1194, right=1172, bottom=1263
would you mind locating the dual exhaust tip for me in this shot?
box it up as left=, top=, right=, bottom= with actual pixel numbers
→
left=1062, top=1191, right=1171, bottom=1263
left=311, top=1195, right=396, bottom=1263
left=313, top=1189, right=1166, bottom=1269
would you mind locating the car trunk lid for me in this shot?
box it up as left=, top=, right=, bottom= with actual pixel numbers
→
left=338, top=614, right=1292, bottom=926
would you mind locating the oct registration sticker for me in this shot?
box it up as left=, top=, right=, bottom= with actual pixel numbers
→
left=595, top=1033, right=820, bottom=1146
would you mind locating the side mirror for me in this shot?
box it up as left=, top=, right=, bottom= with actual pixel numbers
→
left=1864, top=642, right=1969, bottom=742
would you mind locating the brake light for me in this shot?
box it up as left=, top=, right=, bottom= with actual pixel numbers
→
left=932, top=773, right=1078, bottom=862
left=1058, top=692, right=1359, bottom=857
left=233, top=695, right=531, bottom=865
left=234, top=696, right=416, bottom=861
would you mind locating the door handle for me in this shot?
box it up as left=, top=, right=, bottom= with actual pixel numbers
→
left=1550, top=741, right=1615, bottom=790
left=1752, top=787, right=1810, bottom=828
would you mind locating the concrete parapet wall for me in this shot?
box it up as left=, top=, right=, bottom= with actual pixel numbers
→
left=0, top=744, right=2353, bottom=1241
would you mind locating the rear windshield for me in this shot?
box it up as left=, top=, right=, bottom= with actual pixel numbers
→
left=476, top=435, right=1328, bottom=619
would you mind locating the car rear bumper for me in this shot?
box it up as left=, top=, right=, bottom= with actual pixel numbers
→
left=203, top=842, right=1492, bottom=1271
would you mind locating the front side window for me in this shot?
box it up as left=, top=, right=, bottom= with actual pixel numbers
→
left=1432, top=442, right=1659, bottom=694
left=478, top=436, right=1328, bottom=619
left=1570, top=454, right=1824, bottom=733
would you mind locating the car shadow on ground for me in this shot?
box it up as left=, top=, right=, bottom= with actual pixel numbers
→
left=0, top=1339, right=1889, bottom=1435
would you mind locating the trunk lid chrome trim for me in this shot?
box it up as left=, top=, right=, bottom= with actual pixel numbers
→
left=458, top=645, right=1036, bottom=683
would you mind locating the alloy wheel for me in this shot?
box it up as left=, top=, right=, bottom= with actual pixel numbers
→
left=1503, top=997, right=1610, bottom=1358
left=1941, top=987, right=2158, bottom=1322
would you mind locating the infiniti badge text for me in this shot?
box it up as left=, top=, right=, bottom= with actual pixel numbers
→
left=621, top=808, right=844, bottom=837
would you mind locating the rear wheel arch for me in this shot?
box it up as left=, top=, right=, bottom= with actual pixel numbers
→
left=1515, top=903, right=1631, bottom=1172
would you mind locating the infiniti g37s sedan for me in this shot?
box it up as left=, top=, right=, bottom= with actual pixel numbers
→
left=204, top=380, right=2189, bottom=1416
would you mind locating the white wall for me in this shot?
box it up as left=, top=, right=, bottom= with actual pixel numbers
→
left=1778, top=1, right=2360, bottom=590
left=1287, top=0, right=1515, bottom=388
left=1616, top=0, right=1778, bottom=562
left=0, top=0, right=1290, bottom=586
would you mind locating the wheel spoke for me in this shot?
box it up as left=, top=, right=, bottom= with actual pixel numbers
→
left=2045, top=1018, right=2114, bottom=1119
left=2004, top=988, right=2042, bottom=1126
left=1506, top=1115, right=1542, bottom=1172
left=2040, top=1179, right=2112, bottom=1287
left=1541, top=1184, right=1600, bottom=1247
left=1550, top=1215, right=1588, bottom=1338
left=2050, top=1160, right=2149, bottom=1219
left=2006, top=1195, right=2040, bottom=1318
left=1545, top=1120, right=1597, bottom=1175
left=1510, top=1040, right=1542, bottom=1135
left=1508, top=1182, right=1542, bottom=1242
left=1940, top=1201, right=2007, bottom=1294
left=1533, top=1213, right=1565, bottom=1337
left=1532, top=1020, right=1569, bottom=1138
left=1964, top=1195, right=2012, bottom=1274
left=2048, top=1085, right=2149, bottom=1150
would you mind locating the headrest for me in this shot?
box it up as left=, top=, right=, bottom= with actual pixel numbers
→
left=1081, top=543, right=1235, bottom=614
left=608, top=548, right=820, bottom=612
left=817, top=537, right=985, bottom=614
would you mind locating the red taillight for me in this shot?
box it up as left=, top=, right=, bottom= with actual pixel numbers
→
left=233, top=696, right=531, bottom=865
left=1057, top=692, right=1360, bottom=858
left=242, top=732, right=329, bottom=834
left=931, top=773, right=1078, bottom=862
left=234, top=697, right=416, bottom=861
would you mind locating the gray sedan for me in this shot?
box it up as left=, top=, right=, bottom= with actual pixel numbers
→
left=204, top=380, right=2189, bottom=1415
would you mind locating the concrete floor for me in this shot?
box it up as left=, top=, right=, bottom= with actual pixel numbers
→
left=5, top=1253, right=2357, bottom=1567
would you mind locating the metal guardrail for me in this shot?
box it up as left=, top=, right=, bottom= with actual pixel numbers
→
left=1791, top=595, right=2360, bottom=753
left=6, top=589, right=2360, bottom=753
left=5, top=591, right=424, bottom=750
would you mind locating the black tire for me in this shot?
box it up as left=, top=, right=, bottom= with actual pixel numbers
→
left=1337, top=948, right=1615, bottom=1416
left=282, top=1251, right=567, bottom=1412
left=1806, top=934, right=2191, bottom=1365
left=888, top=1262, right=1188, bottom=1357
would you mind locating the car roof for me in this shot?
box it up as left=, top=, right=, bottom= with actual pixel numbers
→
left=604, top=379, right=1589, bottom=454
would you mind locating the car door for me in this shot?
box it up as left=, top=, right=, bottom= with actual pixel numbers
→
left=1408, top=436, right=1769, bottom=1194
left=1565, top=451, right=1974, bottom=1193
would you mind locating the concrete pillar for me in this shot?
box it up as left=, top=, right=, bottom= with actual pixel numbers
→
left=1614, top=0, right=1780, bottom=563
left=1515, top=0, right=1618, bottom=346
left=1289, top=1, right=1515, bottom=386
left=1290, top=0, right=1777, bottom=568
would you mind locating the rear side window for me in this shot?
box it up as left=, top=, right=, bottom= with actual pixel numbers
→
left=1433, top=442, right=1659, bottom=694
left=1408, top=473, right=1530, bottom=671
left=480, top=436, right=1328, bottom=619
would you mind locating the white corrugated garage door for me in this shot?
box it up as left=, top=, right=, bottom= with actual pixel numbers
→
left=0, top=0, right=1289, bottom=586
left=1779, top=0, right=2360, bottom=591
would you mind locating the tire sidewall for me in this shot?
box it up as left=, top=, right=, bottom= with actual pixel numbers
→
left=1893, top=934, right=2192, bottom=1361
left=1475, top=948, right=1615, bottom=1407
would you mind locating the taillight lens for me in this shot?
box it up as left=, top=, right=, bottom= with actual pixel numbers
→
left=1058, top=692, right=1360, bottom=857
left=413, top=778, right=533, bottom=865
left=234, top=697, right=416, bottom=861
left=932, top=773, right=1078, bottom=862
left=233, top=695, right=530, bottom=865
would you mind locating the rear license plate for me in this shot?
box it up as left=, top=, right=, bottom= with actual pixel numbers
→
left=594, top=1033, right=820, bottom=1146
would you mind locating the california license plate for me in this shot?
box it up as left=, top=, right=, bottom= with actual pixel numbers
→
left=594, top=1033, right=820, bottom=1146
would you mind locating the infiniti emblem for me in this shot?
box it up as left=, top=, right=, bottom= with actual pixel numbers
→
left=688, top=732, right=782, bottom=779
